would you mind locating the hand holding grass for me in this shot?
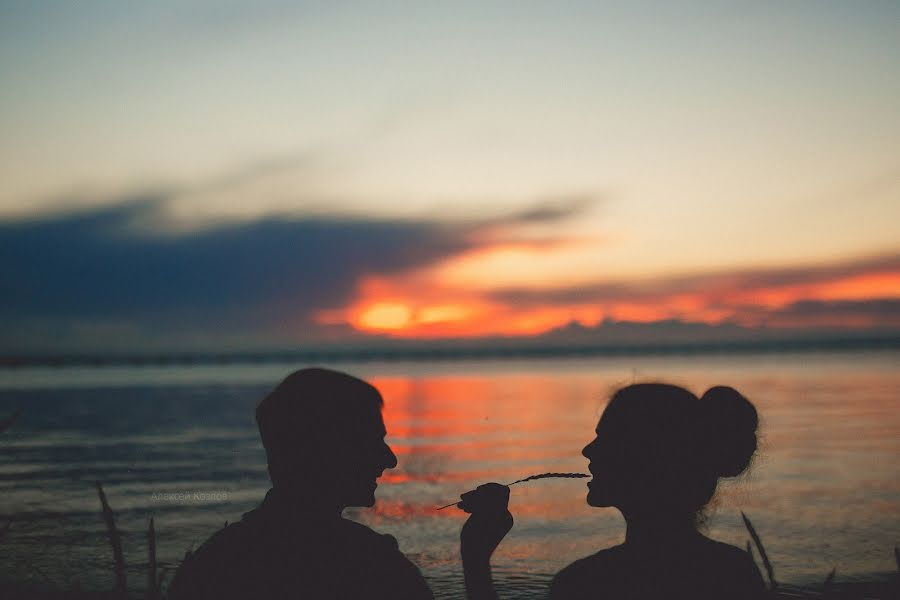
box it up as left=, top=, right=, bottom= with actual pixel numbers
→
left=460, top=483, right=514, bottom=562
left=459, top=483, right=514, bottom=600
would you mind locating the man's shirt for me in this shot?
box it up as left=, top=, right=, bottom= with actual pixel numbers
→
left=168, top=489, right=434, bottom=600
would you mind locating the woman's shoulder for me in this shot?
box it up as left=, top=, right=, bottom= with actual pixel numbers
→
left=550, top=545, right=627, bottom=596
left=697, top=537, right=762, bottom=573
left=550, top=538, right=766, bottom=600
left=703, top=538, right=767, bottom=586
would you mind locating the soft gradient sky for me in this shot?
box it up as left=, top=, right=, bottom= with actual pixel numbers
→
left=1, top=1, right=899, bottom=351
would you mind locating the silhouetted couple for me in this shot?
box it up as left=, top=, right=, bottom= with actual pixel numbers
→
left=168, top=368, right=766, bottom=599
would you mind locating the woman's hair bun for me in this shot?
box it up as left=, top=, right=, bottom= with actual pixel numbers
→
left=699, top=386, right=758, bottom=477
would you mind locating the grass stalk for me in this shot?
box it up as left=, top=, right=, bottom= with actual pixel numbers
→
left=0, top=518, right=11, bottom=543
left=96, top=481, right=126, bottom=598
left=148, top=517, right=159, bottom=600
left=741, top=511, right=777, bottom=591
left=437, top=472, right=589, bottom=509
left=505, top=472, right=590, bottom=486
left=0, top=407, right=22, bottom=434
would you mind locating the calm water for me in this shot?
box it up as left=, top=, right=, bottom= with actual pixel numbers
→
left=0, top=352, right=898, bottom=598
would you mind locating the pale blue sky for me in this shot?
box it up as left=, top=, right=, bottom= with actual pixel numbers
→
left=1, top=2, right=898, bottom=349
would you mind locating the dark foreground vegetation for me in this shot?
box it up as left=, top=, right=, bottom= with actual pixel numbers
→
left=1, top=482, right=897, bottom=600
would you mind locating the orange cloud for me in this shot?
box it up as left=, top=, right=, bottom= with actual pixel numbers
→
left=316, top=251, right=900, bottom=338
left=316, top=272, right=610, bottom=338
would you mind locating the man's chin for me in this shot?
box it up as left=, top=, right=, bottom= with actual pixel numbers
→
left=346, top=491, right=377, bottom=508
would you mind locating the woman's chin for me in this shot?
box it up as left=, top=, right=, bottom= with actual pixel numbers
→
left=586, top=485, right=613, bottom=507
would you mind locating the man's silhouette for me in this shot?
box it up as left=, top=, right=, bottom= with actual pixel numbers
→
left=168, top=368, right=433, bottom=600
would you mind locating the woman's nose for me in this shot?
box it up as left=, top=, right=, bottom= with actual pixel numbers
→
left=582, top=437, right=598, bottom=459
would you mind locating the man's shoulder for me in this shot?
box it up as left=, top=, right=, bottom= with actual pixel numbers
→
left=337, top=518, right=434, bottom=599
left=184, top=513, right=396, bottom=559
left=169, top=511, right=432, bottom=600
left=336, top=517, right=402, bottom=551
left=167, top=519, right=259, bottom=600
left=184, top=517, right=259, bottom=564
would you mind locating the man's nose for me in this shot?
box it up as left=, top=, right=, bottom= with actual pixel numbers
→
left=383, top=441, right=398, bottom=469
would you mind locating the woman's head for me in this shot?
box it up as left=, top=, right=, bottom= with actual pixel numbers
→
left=583, top=383, right=758, bottom=518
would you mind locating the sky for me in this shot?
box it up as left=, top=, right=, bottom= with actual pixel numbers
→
left=1, top=1, right=899, bottom=353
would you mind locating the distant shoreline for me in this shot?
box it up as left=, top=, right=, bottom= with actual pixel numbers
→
left=2, top=335, right=898, bottom=369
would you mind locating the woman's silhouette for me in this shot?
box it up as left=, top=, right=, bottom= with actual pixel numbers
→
left=460, top=383, right=767, bottom=600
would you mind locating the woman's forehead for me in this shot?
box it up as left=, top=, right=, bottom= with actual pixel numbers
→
left=595, top=400, right=645, bottom=434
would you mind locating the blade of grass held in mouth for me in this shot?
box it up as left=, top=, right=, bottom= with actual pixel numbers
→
left=436, top=472, right=589, bottom=510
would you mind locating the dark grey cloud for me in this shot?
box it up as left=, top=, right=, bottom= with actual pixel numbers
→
left=489, top=253, right=900, bottom=307
left=498, top=195, right=599, bottom=226
left=756, top=298, right=900, bottom=326
left=0, top=190, right=601, bottom=351
left=0, top=199, right=471, bottom=341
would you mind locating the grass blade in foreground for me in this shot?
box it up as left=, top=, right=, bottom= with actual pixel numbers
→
left=0, top=407, right=22, bottom=434
left=148, top=517, right=159, bottom=600
left=741, top=511, right=777, bottom=591
left=96, top=482, right=126, bottom=598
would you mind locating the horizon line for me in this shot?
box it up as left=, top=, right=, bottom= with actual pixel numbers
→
left=2, top=334, right=898, bottom=369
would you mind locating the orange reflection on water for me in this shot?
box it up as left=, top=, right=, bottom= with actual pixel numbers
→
left=390, top=442, right=573, bottom=462
left=367, top=373, right=601, bottom=520
left=366, top=362, right=900, bottom=532
left=380, top=468, right=510, bottom=485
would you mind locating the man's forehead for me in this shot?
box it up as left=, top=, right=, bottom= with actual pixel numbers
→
left=374, top=413, right=388, bottom=437
left=346, top=406, right=387, bottom=434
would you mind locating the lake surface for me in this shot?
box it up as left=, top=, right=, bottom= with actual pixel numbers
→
left=1, top=351, right=898, bottom=598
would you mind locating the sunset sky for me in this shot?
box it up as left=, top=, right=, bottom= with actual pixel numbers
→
left=1, top=2, right=898, bottom=352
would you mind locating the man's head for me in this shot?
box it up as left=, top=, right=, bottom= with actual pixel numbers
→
left=256, top=368, right=398, bottom=509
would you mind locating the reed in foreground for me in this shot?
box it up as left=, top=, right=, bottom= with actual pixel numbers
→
left=743, top=511, right=778, bottom=591
left=95, top=482, right=126, bottom=599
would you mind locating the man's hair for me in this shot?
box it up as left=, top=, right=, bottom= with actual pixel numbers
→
left=255, top=367, right=384, bottom=467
